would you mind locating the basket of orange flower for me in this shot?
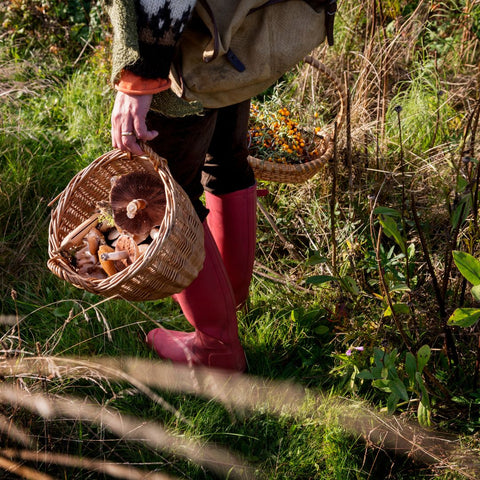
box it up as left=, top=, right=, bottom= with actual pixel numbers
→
left=247, top=56, right=346, bottom=184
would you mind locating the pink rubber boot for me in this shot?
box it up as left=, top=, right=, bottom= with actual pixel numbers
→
left=146, top=223, right=246, bottom=372
left=205, top=184, right=257, bottom=308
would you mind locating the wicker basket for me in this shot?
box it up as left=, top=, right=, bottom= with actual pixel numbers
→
left=47, top=144, right=205, bottom=302
left=247, top=55, right=346, bottom=184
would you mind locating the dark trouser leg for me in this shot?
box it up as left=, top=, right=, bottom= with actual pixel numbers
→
left=146, top=109, right=217, bottom=222
left=202, top=100, right=257, bottom=308
left=144, top=109, right=246, bottom=371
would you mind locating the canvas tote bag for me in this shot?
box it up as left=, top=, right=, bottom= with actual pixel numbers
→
left=170, top=0, right=334, bottom=109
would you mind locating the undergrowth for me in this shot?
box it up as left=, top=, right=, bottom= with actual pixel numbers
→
left=1, top=0, right=480, bottom=479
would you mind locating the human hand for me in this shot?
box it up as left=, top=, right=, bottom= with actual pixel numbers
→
left=111, top=91, right=159, bottom=155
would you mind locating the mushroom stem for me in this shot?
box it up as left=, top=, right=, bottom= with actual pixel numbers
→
left=59, top=213, right=100, bottom=252
left=100, top=250, right=129, bottom=261
left=126, top=199, right=147, bottom=219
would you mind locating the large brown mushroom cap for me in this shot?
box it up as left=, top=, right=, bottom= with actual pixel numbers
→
left=110, top=171, right=166, bottom=242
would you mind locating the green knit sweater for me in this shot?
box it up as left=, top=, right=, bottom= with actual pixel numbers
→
left=106, top=0, right=202, bottom=116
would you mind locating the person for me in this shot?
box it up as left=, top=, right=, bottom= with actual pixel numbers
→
left=108, top=0, right=257, bottom=372
left=106, top=0, right=333, bottom=372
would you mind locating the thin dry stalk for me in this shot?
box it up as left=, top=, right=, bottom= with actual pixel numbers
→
left=410, top=193, right=444, bottom=314
left=256, top=199, right=302, bottom=261
left=0, top=412, right=33, bottom=448
left=1, top=449, right=178, bottom=480
left=374, top=226, right=412, bottom=351
left=330, top=123, right=338, bottom=274
left=0, top=384, right=253, bottom=480
left=254, top=261, right=313, bottom=293
left=0, top=357, right=476, bottom=478
left=0, top=454, right=55, bottom=480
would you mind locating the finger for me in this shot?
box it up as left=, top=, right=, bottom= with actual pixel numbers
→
left=111, top=110, right=124, bottom=150
left=120, top=133, right=144, bottom=155
left=133, top=117, right=158, bottom=142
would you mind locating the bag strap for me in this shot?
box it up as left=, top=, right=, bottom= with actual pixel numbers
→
left=325, top=0, right=337, bottom=46
left=198, top=0, right=221, bottom=62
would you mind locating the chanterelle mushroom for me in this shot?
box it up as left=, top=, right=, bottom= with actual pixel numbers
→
left=110, top=171, right=166, bottom=243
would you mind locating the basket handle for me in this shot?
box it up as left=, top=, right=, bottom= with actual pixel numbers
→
left=303, top=55, right=347, bottom=133
left=136, top=141, right=170, bottom=173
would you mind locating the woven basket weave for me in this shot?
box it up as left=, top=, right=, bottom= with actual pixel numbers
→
left=247, top=56, right=345, bottom=184
left=47, top=144, right=205, bottom=301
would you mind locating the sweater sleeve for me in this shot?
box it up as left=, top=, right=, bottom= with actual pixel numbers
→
left=125, top=0, right=197, bottom=79
left=106, top=0, right=197, bottom=83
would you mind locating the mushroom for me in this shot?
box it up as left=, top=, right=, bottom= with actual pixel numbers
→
left=75, top=243, right=97, bottom=273
left=78, top=264, right=108, bottom=280
left=138, top=243, right=149, bottom=255
left=59, top=213, right=100, bottom=252
left=98, top=245, right=118, bottom=276
left=99, top=235, right=139, bottom=273
left=110, top=171, right=166, bottom=244
left=85, top=228, right=103, bottom=256
left=107, top=228, right=121, bottom=243
left=150, top=226, right=160, bottom=241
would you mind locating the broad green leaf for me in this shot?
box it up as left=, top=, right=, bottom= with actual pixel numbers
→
left=456, top=175, right=468, bottom=193
left=379, top=215, right=406, bottom=254
left=418, top=400, right=431, bottom=427
left=357, top=370, right=374, bottom=380
left=389, top=284, right=411, bottom=293
left=314, top=325, right=329, bottom=335
left=387, top=392, right=400, bottom=414
left=451, top=195, right=472, bottom=231
left=448, top=308, right=480, bottom=328
left=472, top=285, right=480, bottom=302
left=383, top=302, right=411, bottom=317
left=415, top=372, right=429, bottom=403
left=306, top=254, right=329, bottom=266
left=389, top=378, right=409, bottom=402
left=305, top=275, right=337, bottom=285
left=340, top=275, right=360, bottom=296
left=452, top=250, right=480, bottom=286
left=416, top=345, right=431, bottom=373
left=372, top=379, right=392, bottom=392
left=373, top=206, right=401, bottom=217
left=405, top=352, right=417, bottom=383
left=373, top=348, right=385, bottom=367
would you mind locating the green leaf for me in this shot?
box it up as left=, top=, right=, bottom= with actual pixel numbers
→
left=339, top=275, right=360, bottom=296
left=373, top=207, right=401, bottom=217
left=383, top=302, right=411, bottom=317
left=416, top=345, right=431, bottom=373
left=313, top=325, right=330, bottom=335
left=372, top=379, right=392, bottom=392
left=456, top=175, right=468, bottom=193
left=357, top=369, right=374, bottom=380
left=379, top=215, right=406, bottom=254
left=415, top=372, right=430, bottom=404
left=389, top=378, right=409, bottom=402
left=305, top=275, right=337, bottom=286
left=472, top=285, right=480, bottom=302
left=451, top=195, right=472, bottom=231
left=405, top=352, right=417, bottom=383
left=306, top=253, right=329, bottom=266
left=452, top=250, right=480, bottom=286
left=418, top=401, right=431, bottom=427
left=387, top=392, right=400, bottom=414
left=448, top=308, right=480, bottom=328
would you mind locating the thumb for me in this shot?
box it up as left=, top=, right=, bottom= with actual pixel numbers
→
left=143, top=129, right=159, bottom=141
